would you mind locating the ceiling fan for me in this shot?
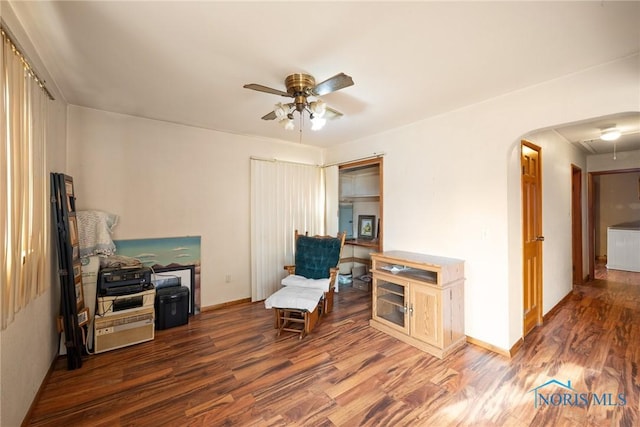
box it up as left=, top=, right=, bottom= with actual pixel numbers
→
left=243, top=72, right=354, bottom=131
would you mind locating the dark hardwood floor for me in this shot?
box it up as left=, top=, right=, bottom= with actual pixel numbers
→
left=28, top=268, right=639, bottom=426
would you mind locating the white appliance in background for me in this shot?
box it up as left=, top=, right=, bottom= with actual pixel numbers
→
left=607, top=222, right=640, bottom=272
left=94, top=306, right=155, bottom=353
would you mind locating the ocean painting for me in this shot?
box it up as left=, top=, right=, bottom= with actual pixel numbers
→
left=114, top=236, right=201, bottom=268
left=114, top=236, right=202, bottom=313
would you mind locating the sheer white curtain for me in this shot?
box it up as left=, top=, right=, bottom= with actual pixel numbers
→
left=1, top=28, right=50, bottom=329
left=250, top=159, right=324, bottom=301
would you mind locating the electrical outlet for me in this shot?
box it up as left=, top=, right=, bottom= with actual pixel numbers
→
left=480, top=228, right=489, bottom=241
left=225, top=274, right=231, bottom=283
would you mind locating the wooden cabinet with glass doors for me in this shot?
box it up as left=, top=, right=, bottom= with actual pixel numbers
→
left=370, top=251, right=465, bottom=359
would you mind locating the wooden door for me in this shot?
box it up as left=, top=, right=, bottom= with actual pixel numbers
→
left=571, top=165, right=583, bottom=285
left=521, top=142, right=543, bottom=337
left=410, top=284, right=441, bottom=347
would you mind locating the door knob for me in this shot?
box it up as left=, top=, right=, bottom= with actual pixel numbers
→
left=535, top=236, right=545, bottom=241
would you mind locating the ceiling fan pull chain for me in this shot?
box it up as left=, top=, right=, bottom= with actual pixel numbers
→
left=299, top=113, right=303, bottom=143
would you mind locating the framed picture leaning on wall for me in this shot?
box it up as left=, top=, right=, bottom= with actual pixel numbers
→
left=358, top=215, right=376, bottom=240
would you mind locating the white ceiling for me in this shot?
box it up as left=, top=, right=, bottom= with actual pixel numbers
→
left=553, top=111, right=640, bottom=156
left=7, top=1, right=640, bottom=150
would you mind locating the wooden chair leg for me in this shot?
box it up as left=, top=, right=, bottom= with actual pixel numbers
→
left=323, top=288, right=335, bottom=314
left=305, top=306, right=319, bottom=335
left=273, top=306, right=320, bottom=339
left=274, top=309, right=281, bottom=330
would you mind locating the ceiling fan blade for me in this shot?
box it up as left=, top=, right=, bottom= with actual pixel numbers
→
left=243, top=83, right=292, bottom=98
left=261, top=110, right=277, bottom=120
left=311, top=73, right=354, bottom=96
left=325, top=106, right=344, bottom=119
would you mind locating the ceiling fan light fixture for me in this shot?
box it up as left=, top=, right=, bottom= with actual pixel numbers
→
left=283, top=118, right=295, bottom=131
left=310, top=99, right=326, bottom=118
left=274, top=103, right=287, bottom=120
left=600, top=127, right=621, bottom=141
left=244, top=72, right=354, bottom=135
left=310, top=117, right=326, bottom=131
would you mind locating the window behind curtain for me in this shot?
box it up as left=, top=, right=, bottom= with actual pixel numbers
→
left=1, top=27, right=50, bottom=329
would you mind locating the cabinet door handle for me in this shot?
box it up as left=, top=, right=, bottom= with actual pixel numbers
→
left=409, top=305, right=414, bottom=315
left=403, top=305, right=408, bottom=313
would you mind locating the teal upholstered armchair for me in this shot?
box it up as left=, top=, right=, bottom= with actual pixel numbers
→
left=282, top=230, right=346, bottom=314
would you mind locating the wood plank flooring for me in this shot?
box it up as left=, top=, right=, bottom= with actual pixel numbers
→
left=28, top=269, right=639, bottom=426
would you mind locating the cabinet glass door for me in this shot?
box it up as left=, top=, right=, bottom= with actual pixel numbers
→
left=374, top=279, right=409, bottom=333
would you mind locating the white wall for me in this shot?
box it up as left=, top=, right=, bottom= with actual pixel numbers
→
left=595, top=171, right=640, bottom=256
left=587, top=149, right=640, bottom=257
left=588, top=149, right=640, bottom=172
left=66, top=106, right=323, bottom=308
left=326, top=54, right=640, bottom=352
left=0, top=3, right=68, bottom=426
left=598, top=171, right=640, bottom=228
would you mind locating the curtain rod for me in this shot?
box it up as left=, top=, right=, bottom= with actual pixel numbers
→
left=323, top=152, right=385, bottom=168
left=1, top=23, right=55, bottom=101
left=250, top=156, right=320, bottom=167
left=251, top=152, right=385, bottom=168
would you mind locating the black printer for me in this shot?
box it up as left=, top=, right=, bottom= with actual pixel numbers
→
left=97, top=266, right=152, bottom=296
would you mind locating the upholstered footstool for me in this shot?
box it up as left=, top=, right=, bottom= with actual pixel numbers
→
left=264, top=286, right=324, bottom=339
